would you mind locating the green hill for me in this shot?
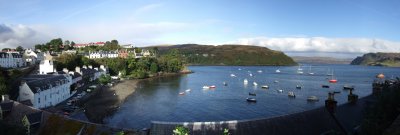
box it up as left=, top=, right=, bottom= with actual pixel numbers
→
left=148, top=44, right=297, bottom=66
left=351, top=52, right=400, bottom=67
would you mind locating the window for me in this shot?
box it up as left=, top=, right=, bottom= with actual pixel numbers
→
left=38, top=98, right=40, bottom=103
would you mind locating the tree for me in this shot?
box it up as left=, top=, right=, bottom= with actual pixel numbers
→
left=111, top=39, right=119, bottom=46
left=150, top=62, right=158, bottom=73
left=64, top=45, right=71, bottom=50
left=64, top=40, right=70, bottom=46
left=70, top=41, right=76, bottom=48
left=99, top=74, right=111, bottom=85
left=1, top=48, right=11, bottom=51
left=16, top=46, right=24, bottom=52
left=49, top=38, right=63, bottom=52
left=34, top=44, right=42, bottom=51
left=0, top=76, right=8, bottom=95
left=173, top=126, right=189, bottom=135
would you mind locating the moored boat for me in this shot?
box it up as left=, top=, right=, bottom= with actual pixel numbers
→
left=307, top=96, right=319, bottom=101
left=276, top=69, right=281, bottom=73
left=202, top=86, right=210, bottom=89
left=288, top=91, right=296, bottom=97
left=322, top=85, right=330, bottom=88
left=257, top=70, right=263, bottom=73
left=185, top=89, right=191, bottom=92
left=249, top=92, right=256, bottom=96
left=277, top=89, right=283, bottom=93
left=253, top=82, right=258, bottom=86
left=296, top=85, right=302, bottom=89
left=343, top=85, right=354, bottom=90
left=261, top=85, right=269, bottom=89
left=244, top=79, right=248, bottom=85
left=209, top=85, right=216, bottom=88
left=230, top=74, right=236, bottom=77
left=179, top=92, right=185, bottom=95
left=246, top=98, right=257, bottom=102
left=223, top=81, right=227, bottom=86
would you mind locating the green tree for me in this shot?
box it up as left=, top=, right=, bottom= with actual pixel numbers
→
left=1, top=48, right=11, bottom=51
left=0, top=76, right=7, bottom=95
left=99, top=74, right=111, bottom=85
left=34, top=44, right=42, bottom=51
left=173, top=126, right=189, bottom=135
left=150, top=62, right=158, bottom=73
left=49, top=38, right=63, bottom=52
left=16, top=46, right=24, bottom=52
left=64, top=40, right=70, bottom=46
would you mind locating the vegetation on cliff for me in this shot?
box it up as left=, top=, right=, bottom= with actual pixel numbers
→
left=147, top=44, right=297, bottom=66
left=351, top=53, right=400, bottom=67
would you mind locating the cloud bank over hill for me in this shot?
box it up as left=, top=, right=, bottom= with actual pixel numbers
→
left=228, top=37, right=400, bottom=54
left=0, top=23, right=47, bottom=49
left=1, top=22, right=399, bottom=58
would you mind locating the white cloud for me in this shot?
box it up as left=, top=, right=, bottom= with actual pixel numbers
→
left=227, top=37, right=400, bottom=53
left=0, top=23, right=48, bottom=49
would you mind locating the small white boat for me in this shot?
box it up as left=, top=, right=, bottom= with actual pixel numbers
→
left=244, top=79, right=248, bottom=84
left=297, top=71, right=304, bottom=74
left=274, top=80, right=279, bottom=83
left=179, top=92, right=185, bottom=95
left=223, top=81, right=227, bottom=86
left=257, top=70, right=262, bottom=73
left=276, top=69, right=281, bottom=73
left=307, top=96, right=319, bottom=101
left=230, top=74, right=236, bottom=77
left=249, top=73, right=253, bottom=77
left=246, top=98, right=257, bottom=102
left=202, top=86, right=210, bottom=89
left=253, top=82, right=258, bottom=86
left=277, top=89, right=284, bottom=93
left=261, top=85, right=269, bottom=89
left=238, top=68, right=242, bottom=70
left=288, top=91, right=296, bottom=97
left=185, top=89, right=191, bottom=92
left=296, top=85, right=302, bottom=89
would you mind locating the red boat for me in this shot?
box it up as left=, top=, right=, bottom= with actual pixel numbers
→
left=209, top=85, right=216, bottom=88
left=329, top=79, right=337, bottom=83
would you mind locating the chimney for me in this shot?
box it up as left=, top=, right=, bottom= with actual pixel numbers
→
left=325, top=92, right=337, bottom=113
left=1, top=95, right=9, bottom=103
left=75, top=66, right=81, bottom=73
left=63, top=68, right=69, bottom=74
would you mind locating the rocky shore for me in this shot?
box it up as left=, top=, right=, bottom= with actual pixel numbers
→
left=83, top=80, right=139, bottom=123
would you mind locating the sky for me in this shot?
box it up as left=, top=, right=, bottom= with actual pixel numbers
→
left=1, top=0, right=400, bottom=58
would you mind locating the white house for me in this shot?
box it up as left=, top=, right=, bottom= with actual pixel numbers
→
left=87, top=51, right=118, bottom=59
left=39, top=60, right=55, bottom=74
left=23, top=49, right=38, bottom=65
left=18, top=74, right=72, bottom=109
left=0, top=52, right=25, bottom=68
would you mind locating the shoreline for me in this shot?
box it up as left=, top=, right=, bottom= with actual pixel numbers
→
left=83, top=71, right=191, bottom=124
left=83, top=80, right=139, bottom=123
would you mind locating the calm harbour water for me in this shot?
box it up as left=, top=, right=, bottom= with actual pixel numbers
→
left=105, top=64, right=400, bottom=129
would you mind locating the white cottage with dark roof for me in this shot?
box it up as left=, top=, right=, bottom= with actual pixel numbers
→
left=18, top=74, right=72, bottom=109
left=0, top=52, right=25, bottom=68
left=39, top=60, right=55, bottom=74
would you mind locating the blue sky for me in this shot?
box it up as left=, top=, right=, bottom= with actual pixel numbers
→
left=1, top=0, right=399, bottom=57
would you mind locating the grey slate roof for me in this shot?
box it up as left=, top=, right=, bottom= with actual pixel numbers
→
left=20, top=100, right=33, bottom=106
left=22, top=74, right=69, bottom=93
left=0, top=102, right=14, bottom=111
left=0, top=52, right=22, bottom=58
left=26, top=111, right=43, bottom=125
